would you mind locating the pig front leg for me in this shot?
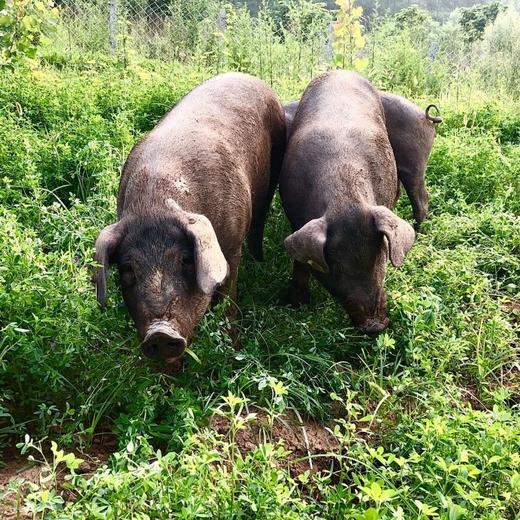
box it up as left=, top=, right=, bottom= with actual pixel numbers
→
left=226, top=261, right=241, bottom=349
left=282, top=260, right=311, bottom=308
left=213, top=252, right=241, bottom=347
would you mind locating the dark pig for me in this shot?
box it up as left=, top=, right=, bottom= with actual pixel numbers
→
left=93, top=72, right=285, bottom=363
left=280, top=71, right=415, bottom=334
left=381, top=93, right=441, bottom=229
left=284, top=93, right=441, bottom=230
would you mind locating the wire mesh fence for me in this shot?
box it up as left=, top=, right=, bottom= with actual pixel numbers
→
left=52, top=0, right=334, bottom=91
left=55, top=0, right=216, bottom=61
left=52, top=1, right=510, bottom=98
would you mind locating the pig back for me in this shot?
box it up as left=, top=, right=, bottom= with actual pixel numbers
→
left=380, top=92, right=436, bottom=176
left=281, top=71, right=398, bottom=227
left=118, top=73, right=285, bottom=258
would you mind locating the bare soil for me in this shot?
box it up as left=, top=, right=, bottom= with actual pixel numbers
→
left=501, top=296, right=520, bottom=323
left=211, top=408, right=340, bottom=476
left=0, top=411, right=346, bottom=516
left=0, top=434, right=116, bottom=519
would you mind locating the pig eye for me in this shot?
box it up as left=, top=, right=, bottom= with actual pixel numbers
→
left=120, top=264, right=136, bottom=286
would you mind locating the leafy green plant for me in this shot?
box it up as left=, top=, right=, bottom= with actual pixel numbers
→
left=332, top=0, right=367, bottom=70
left=0, top=0, right=58, bottom=68
left=7, top=436, right=84, bottom=516
left=393, top=5, right=430, bottom=31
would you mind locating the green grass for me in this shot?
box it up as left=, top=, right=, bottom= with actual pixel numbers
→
left=0, top=51, right=519, bottom=519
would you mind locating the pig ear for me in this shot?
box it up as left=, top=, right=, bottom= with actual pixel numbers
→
left=372, top=206, right=415, bottom=267
left=188, top=214, right=229, bottom=295
left=93, top=221, right=125, bottom=307
left=166, top=199, right=228, bottom=295
left=284, top=217, right=329, bottom=273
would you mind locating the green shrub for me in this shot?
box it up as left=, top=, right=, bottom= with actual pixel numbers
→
left=0, top=0, right=58, bottom=68
left=367, top=19, right=448, bottom=97
left=458, top=1, right=505, bottom=45
left=428, top=132, right=520, bottom=212
left=476, top=7, right=520, bottom=98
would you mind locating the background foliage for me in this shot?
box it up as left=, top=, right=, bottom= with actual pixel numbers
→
left=0, top=0, right=58, bottom=67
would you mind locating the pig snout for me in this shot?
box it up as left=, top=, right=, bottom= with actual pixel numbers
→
left=141, top=322, right=187, bottom=363
left=340, top=289, right=389, bottom=336
left=360, top=317, right=389, bottom=335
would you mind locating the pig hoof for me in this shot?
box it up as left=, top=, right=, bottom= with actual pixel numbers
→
left=414, top=221, right=422, bottom=233
left=279, top=287, right=310, bottom=308
left=413, top=209, right=427, bottom=232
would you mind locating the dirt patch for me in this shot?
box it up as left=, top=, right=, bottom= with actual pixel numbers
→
left=459, top=384, right=487, bottom=411
left=501, top=365, right=520, bottom=406
left=211, top=408, right=340, bottom=476
left=1, top=454, right=40, bottom=520
left=0, top=434, right=116, bottom=519
left=500, top=296, right=520, bottom=323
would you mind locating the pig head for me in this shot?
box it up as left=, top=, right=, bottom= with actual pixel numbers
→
left=284, top=205, right=415, bottom=334
left=93, top=200, right=228, bottom=363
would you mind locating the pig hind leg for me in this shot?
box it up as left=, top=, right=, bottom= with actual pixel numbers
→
left=247, top=208, right=269, bottom=262
left=247, top=175, right=278, bottom=261
left=247, top=132, right=285, bottom=261
left=399, top=165, right=429, bottom=231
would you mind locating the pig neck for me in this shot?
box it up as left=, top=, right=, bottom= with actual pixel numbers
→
left=320, top=185, right=378, bottom=222
left=121, top=196, right=184, bottom=222
left=317, top=161, right=397, bottom=220
left=118, top=213, right=185, bottom=245
left=323, top=201, right=368, bottom=225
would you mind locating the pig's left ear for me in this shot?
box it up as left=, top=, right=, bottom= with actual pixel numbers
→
left=372, top=206, right=415, bottom=267
left=167, top=199, right=228, bottom=295
left=93, top=221, right=125, bottom=307
left=188, top=213, right=229, bottom=295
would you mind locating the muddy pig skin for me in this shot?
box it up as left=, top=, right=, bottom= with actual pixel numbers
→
left=93, top=72, right=286, bottom=363
left=284, top=92, right=441, bottom=230
left=280, top=70, right=415, bottom=334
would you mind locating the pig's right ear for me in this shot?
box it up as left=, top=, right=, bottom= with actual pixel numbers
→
left=372, top=206, right=415, bottom=267
left=284, top=217, right=329, bottom=273
left=93, top=222, right=124, bottom=307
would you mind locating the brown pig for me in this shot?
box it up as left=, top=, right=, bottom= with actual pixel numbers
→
left=280, top=71, right=415, bottom=334
left=93, top=72, right=285, bottom=363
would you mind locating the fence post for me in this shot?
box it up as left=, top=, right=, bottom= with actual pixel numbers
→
left=108, top=0, right=117, bottom=54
